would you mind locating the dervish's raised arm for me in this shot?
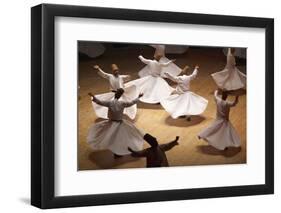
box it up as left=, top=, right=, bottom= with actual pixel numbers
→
left=93, top=65, right=111, bottom=80
left=160, top=136, right=179, bottom=151
left=88, top=92, right=110, bottom=107
left=138, top=55, right=153, bottom=65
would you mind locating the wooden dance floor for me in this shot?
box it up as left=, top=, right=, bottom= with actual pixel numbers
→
left=78, top=45, right=246, bottom=170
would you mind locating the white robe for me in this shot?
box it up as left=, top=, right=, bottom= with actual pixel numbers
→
left=126, top=56, right=174, bottom=104
left=198, top=91, right=241, bottom=150
left=211, top=48, right=246, bottom=91
left=138, top=45, right=182, bottom=78
left=87, top=97, right=144, bottom=155
left=92, top=68, right=138, bottom=119
left=160, top=68, right=208, bottom=118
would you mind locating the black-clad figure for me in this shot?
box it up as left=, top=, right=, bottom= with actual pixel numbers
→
left=128, top=134, right=179, bottom=167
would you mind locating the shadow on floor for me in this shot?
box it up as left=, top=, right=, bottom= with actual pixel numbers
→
left=165, top=115, right=206, bottom=127
left=227, top=89, right=246, bottom=96
left=137, top=102, right=163, bottom=110
left=94, top=116, right=137, bottom=123
left=197, top=145, right=241, bottom=157
left=94, top=117, right=107, bottom=123
left=209, top=88, right=246, bottom=96
left=88, top=150, right=140, bottom=169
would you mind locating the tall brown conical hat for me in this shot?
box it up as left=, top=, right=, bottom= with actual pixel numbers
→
left=111, top=64, right=119, bottom=71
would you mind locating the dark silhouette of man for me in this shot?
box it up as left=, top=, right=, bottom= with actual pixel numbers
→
left=128, top=134, right=179, bottom=167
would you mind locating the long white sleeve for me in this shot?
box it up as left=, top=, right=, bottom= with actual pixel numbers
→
left=97, top=68, right=111, bottom=80
left=165, top=72, right=179, bottom=83
left=138, top=55, right=152, bottom=65
left=159, top=60, right=173, bottom=67
left=121, top=75, right=131, bottom=82
left=92, top=96, right=110, bottom=107
left=189, top=68, right=198, bottom=80
left=214, top=90, right=219, bottom=102
left=121, top=98, right=140, bottom=108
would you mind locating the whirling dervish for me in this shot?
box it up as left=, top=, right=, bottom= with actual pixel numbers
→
left=160, top=65, right=208, bottom=120
left=87, top=89, right=144, bottom=158
left=91, top=64, right=138, bottom=119
left=138, top=44, right=182, bottom=78
left=211, top=48, right=246, bottom=91
left=125, top=54, right=175, bottom=104
left=198, top=90, right=241, bottom=150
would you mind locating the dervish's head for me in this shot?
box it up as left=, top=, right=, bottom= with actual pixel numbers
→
left=143, top=133, right=159, bottom=148
left=111, top=64, right=119, bottom=76
left=221, top=90, right=228, bottom=101
left=153, top=54, right=162, bottom=62
left=114, top=88, right=124, bottom=99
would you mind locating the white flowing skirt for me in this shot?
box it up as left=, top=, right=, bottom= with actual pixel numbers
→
left=211, top=68, right=246, bottom=91
left=161, top=91, right=208, bottom=118
left=92, top=85, right=138, bottom=119
left=198, top=118, right=241, bottom=150
left=126, top=75, right=173, bottom=104
left=138, top=56, right=182, bottom=78
left=87, top=120, right=144, bottom=155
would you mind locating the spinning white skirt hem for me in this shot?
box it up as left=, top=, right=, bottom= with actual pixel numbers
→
left=211, top=68, right=246, bottom=91
left=198, top=119, right=241, bottom=150
left=87, top=119, right=144, bottom=155
left=126, top=75, right=173, bottom=104
left=161, top=91, right=208, bottom=119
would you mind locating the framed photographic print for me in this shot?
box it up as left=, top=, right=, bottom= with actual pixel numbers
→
left=31, top=3, right=274, bottom=209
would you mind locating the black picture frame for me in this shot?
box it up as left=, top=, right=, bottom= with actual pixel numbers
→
left=31, top=3, right=274, bottom=209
